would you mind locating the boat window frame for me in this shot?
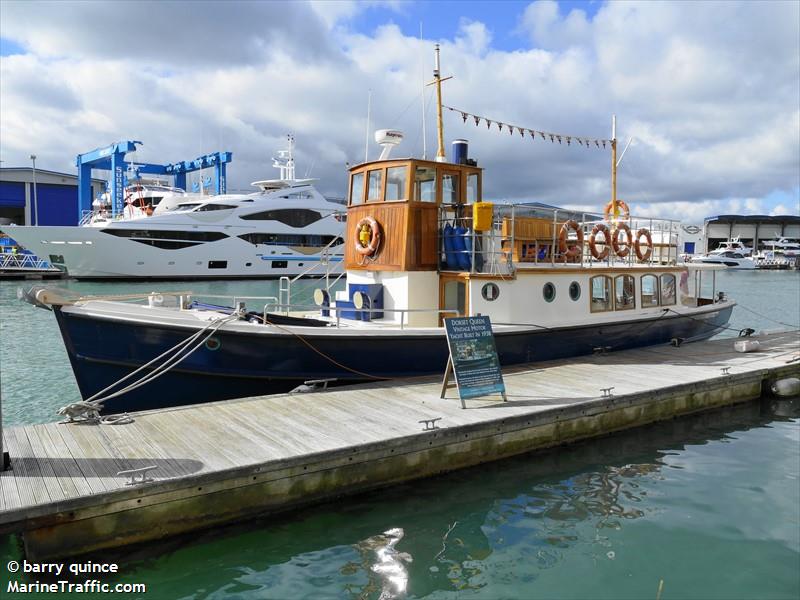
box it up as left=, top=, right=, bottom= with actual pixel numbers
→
left=640, top=274, right=660, bottom=308
left=413, top=164, right=438, bottom=203
left=614, top=274, right=636, bottom=311
left=440, top=169, right=462, bottom=205
left=385, top=165, right=409, bottom=202
left=660, top=273, right=677, bottom=306
left=589, top=275, right=613, bottom=313
left=542, top=281, right=556, bottom=303
left=366, top=168, right=384, bottom=203
left=349, top=172, right=365, bottom=206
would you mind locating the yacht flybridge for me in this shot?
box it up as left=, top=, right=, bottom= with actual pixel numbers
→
left=24, top=46, right=736, bottom=415
left=2, top=137, right=345, bottom=279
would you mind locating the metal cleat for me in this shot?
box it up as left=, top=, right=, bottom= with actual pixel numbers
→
left=117, top=465, right=158, bottom=485
left=419, top=417, right=442, bottom=431
left=600, top=387, right=615, bottom=397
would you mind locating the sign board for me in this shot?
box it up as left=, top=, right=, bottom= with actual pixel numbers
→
left=442, top=316, right=506, bottom=407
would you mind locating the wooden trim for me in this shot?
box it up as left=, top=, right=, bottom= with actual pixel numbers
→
left=439, top=273, right=470, bottom=324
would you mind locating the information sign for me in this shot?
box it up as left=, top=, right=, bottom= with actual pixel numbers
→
left=441, top=316, right=506, bottom=407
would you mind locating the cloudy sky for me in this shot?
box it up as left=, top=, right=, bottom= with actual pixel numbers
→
left=1, top=0, right=798, bottom=222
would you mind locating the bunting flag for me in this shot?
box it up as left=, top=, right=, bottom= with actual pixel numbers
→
left=443, top=105, right=612, bottom=149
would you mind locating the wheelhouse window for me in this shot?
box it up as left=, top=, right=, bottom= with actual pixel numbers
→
left=466, top=173, right=479, bottom=204
left=442, top=172, right=460, bottom=204
left=414, top=166, right=436, bottom=202
left=350, top=172, right=364, bottom=205
left=660, top=274, right=677, bottom=306
left=385, top=166, right=408, bottom=201
left=367, top=169, right=383, bottom=202
left=641, top=274, right=659, bottom=308
left=615, top=275, right=635, bottom=310
left=590, top=275, right=612, bottom=312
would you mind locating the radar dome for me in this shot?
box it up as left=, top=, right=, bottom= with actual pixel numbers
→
left=374, top=129, right=404, bottom=160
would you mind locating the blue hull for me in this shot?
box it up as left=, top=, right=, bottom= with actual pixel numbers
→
left=54, top=304, right=734, bottom=414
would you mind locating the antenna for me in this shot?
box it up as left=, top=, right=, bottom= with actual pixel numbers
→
left=272, top=134, right=296, bottom=181
left=365, top=89, right=372, bottom=163
left=420, top=22, right=427, bottom=160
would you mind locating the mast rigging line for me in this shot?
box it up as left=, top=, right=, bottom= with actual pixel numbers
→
left=443, top=105, right=612, bottom=148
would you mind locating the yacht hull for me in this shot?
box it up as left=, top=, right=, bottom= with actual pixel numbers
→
left=53, top=303, right=734, bottom=414
left=4, top=226, right=342, bottom=279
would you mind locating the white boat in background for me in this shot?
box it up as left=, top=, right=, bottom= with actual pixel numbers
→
left=759, top=237, right=800, bottom=257
left=690, top=250, right=756, bottom=269
left=711, top=237, right=753, bottom=256
left=2, top=137, right=346, bottom=280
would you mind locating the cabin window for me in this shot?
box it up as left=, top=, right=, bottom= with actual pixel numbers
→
left=239, top=209, right=322, bottom=227
left=590, top=275, right=612, bottom=312
left=542, top=282, right=556, bottom=303
left=385, top=166, right=408, bottom=201
left=442, top=172, right=460, bottom=204
left=660, top=274, right=677, bottom=306
left=466, top=173, right=479, bottom=204
left=350, top=172, right=364, bottom=205
left=367, top=169, right=383, bottom=202
left=615, top=275, right=635, bottom=310
left=569, top=281, right=581, bottom=301
left=195, top=204, right=236, bottom=212
left=641, top=274, right=659, bottom=308
left=414, top=166, right=436, bottom=202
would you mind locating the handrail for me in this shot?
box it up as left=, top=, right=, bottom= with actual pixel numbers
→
left=262, top=303, right=460, bottom=330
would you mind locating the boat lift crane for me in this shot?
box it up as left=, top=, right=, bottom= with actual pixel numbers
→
left=76, top=140, right=233, bottom=219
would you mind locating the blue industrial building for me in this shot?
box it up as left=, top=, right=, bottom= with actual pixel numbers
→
left=0, top=168, right=105, bottom=226
left=1, top=140, right=233, bottom=227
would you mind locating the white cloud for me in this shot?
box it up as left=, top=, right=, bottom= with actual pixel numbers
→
left=0, top=0, right=797, bottom=220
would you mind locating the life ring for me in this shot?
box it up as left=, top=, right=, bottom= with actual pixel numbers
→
left=603, top=199, right=630, bottom=222
left=588, top=223, right=610, bottom=260
left=612, top=223, right=632, bottom=258
left=634, top=228, right=653, bottom=261
left=558, top=220, right=584, bottom=260
left=354, top=216, right=381, bottom=257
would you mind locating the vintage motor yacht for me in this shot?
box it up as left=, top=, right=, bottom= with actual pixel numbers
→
left=25, top=47, right=736, bottom=416
left=3, top=137, right=345, bottom=279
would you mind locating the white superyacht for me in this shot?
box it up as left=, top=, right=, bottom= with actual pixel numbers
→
left=3, top=138, right=345, bottom=279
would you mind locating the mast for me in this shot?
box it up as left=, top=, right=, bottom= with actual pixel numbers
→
left=611, top=115, right=618, bottom=219
left=428, top=44, right=452, bottom=163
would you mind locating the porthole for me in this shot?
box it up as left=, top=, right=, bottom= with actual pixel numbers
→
left=205, top=337, right=221, bottom=351
left=543, top=282, right=556, bottom=303
left=481, top=282, right=500, bottom=301
left=569, top=281, right=581, bottom=301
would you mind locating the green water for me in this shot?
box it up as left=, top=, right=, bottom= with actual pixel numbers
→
left=1, top=270, right=799, bottom=599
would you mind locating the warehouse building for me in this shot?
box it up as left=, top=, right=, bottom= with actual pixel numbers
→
left=0, top=167, right=105, bottom=227
left=704, top=214, right=800, bottom=252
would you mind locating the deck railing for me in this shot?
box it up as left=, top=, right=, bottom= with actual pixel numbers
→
left=438, top=203, right=681, bottom=274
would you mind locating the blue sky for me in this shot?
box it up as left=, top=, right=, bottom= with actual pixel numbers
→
left=346, top=1, right=602, bottom=51
left=0, top=0, right=798, bottom=221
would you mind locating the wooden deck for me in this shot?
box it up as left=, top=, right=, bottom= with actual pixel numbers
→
left=1, top=330, right=798, bottom=559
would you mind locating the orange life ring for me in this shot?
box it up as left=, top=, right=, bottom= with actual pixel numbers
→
left=354, top=216, right=381, bottom=256
left=604, top=199, right=630, bottom=222
left=634, top=228, right=653, bottom=261
left=588, top=223, right=610, bottom=260
left=612, top=223, right=632, bottom=258
left=558, top=220, right=584, bottom=260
